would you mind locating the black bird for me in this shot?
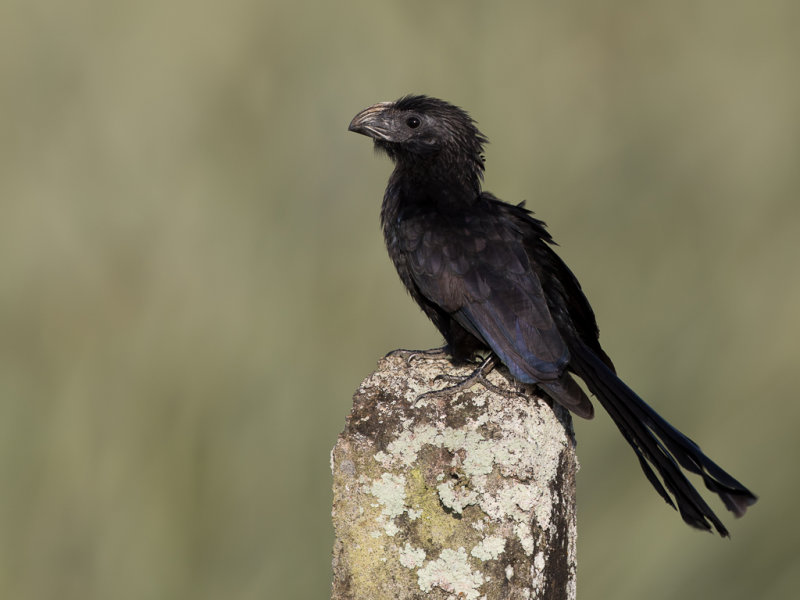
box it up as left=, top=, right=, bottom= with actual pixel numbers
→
left=348, top=94, right=756, bottom=536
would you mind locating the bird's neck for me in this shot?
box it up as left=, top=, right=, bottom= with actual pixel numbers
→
left=381, top=165, right=480, bottom=241
left=390, top=153, right=483, bottom=205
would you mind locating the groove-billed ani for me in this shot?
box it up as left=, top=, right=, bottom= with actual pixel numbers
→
left=348, top=94, right=756, bottom=536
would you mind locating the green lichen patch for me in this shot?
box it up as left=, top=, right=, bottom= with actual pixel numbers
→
left=398, top=543, right=426, bottom=569
left=436, top=479, right=479, bottom=514
left=368, top=472, right=407, bottom=521
left=403, top=465, right=478, bottom=551
left=417, top=547, right=484, bottom=600
left=470, top=535, right=507, bottom=561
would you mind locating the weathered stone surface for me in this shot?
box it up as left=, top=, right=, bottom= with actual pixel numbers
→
left=331, top=354, right=578, bottom=600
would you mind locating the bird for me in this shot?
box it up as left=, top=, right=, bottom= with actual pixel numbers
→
left=348, top=94, right=756, bottom=536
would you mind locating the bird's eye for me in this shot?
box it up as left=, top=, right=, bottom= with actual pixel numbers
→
left=406, top=116, right=421, bottom=129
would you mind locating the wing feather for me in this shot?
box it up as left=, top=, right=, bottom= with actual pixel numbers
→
left=403, top=210, right=568, bottom=382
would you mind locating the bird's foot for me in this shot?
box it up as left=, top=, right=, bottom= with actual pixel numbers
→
left=385, top=346, right=451, bottom=365
left=416, top=355, right=504, bottom=401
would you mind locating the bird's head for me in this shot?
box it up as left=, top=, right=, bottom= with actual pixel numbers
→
left=349, top=95, right=488, bottom=184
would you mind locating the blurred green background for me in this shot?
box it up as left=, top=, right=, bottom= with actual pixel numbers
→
left=2, top=0, right=798, bottom=598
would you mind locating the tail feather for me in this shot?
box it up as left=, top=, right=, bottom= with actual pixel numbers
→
left=568, top=341, right=757, bottom=536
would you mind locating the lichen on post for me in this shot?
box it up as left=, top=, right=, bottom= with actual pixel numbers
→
left=330, top=353, right=578, bottom=600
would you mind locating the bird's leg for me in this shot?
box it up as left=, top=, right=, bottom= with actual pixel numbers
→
left=416, top=355, right=505, bottom=401
left=385, top=346, right=451, bottom=365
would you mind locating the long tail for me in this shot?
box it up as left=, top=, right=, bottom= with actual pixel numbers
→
left=568, top=340, right=757, bottom=536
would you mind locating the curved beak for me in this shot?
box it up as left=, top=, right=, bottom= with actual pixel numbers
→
left=348, top=102, right=394, bottom=141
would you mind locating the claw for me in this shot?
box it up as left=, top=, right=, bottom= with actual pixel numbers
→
left=415, top=355, right=510, bottom=401
left=386, top=346, right=450, bottom=366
